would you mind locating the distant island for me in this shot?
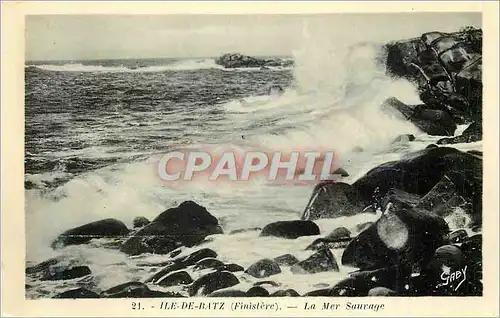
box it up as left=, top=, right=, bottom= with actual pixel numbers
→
left=215, top=53, right=294, bottom=69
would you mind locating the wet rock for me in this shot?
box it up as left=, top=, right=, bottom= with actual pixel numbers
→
left=229, top=227, right=261, bottom=235
left=381, top=97, right=456, bottom=136
left=342, top=207, right=449, bottom=271
left=393, top=134, right=416, bottom=143
left=325, top=227, right=351, bottom=241
left=416, top=174, right=481, bottom=226
left=169, top=247, right=183, bottom=258
left=145, top=262, right=185, bottom=284
left=273, top=254, right=299, bottom=266
left=176, top=248, right=218, bottom=266
left=381, top=188, right=421, bottom=211
left=429, top=245, right=464, bottom=271
left=51, top=218, right=130, bottom=248
left=351, top=147, right=482, bottom=211
left=222, top=263, right=244, bottom=272
left=329, top=267, right=399, bottom=296
left=246, top=286, right=269, bottom=297
left=41, top=265, right=91, bottom=281
left=437, top=121, right=482, bottom=145
left=120, top=201, right=223, bottom=255
left=303, top=288, right=331, bottom=296
left=254, top=281, right=280, bottom=287
left=26, top=257, right=60, bottom=274
left=101, top=282, right=181, bottom=298
left=368, top=287, right=397, bottom=296
left=157, top=271, right=193, bottom=287
left=291, top=248, right=339, bottom=274
left=448, top=229, right=468, bottom=243
left=260, top=220, right=319, bottom=239
left=301, top=182, right=364, bottom=220
left=333, top=168, right=349, bottom=177
left=52, top=288, right=100, bottom=299
left=215, top=53, right=293, bottom=69
left=132, top=216, right=150, bottom=228
left=245, top=259, right=281, bottom=278
left=189, top=271, right=240, bottom=296
left=193, top=258, right=225, bottom=271
left=208, top=289, right=247, bottom=297
left=426, top=144, right=439, bottom=149
left=271, top=289, right=300, bottom=297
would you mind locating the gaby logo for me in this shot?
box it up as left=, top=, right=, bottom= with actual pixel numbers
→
left=438, top=265, right=467, bottom=291
left=151, top=145, right=340, bottom=185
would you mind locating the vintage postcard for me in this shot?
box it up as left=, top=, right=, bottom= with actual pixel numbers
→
left=1, top=1, right=499, bottom=317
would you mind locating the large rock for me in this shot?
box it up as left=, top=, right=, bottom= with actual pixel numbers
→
left=157, top=271, right=193, bottom=287
left=342, top=206, right=449, bottom=271
left=41, top=265, right=91, bottom=281
left=260, top=220, right=319, bottom=239
left=291, top=247, right=339, bottom=274
left=301, top=182, right=364, bottom=220
left=215, top=53, right=293, bottom=69
left=329, top=267, right=399, bottom=296
left=100, top=282, right=181, bottom=298
left=189, top=271, right=240, bottom=296
left=53, top=288, right=100, bottom=299
left=351, top=146, right=482, bottom=208
left=245, top=259, right=281, bottom=278
left=437, top=121, right=482, bottom=145
left=120, top=201, right=222, bottom=255
left=381, top=97, right=456, bottom=136
left=51, top=218, right=130, bottom=248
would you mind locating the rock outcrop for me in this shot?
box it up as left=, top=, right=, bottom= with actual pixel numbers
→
left=215, top=53, right=293, bottom=69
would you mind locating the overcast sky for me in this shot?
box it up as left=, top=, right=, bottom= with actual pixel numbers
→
left=26, top=13, right=481, bottom=61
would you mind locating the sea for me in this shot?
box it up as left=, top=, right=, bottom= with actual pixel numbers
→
left=25, top=40, right=482, bottom=298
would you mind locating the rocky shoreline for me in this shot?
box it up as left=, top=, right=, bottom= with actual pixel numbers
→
left=26, top=28, right=483, bottom=298
left=215, top=53, right=294, bottom=69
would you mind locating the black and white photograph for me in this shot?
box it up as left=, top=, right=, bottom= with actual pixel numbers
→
left=19, top=10, right=486, bottom=303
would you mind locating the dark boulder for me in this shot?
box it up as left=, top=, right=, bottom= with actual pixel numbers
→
left=381, top=188, right=421, bottom=211
left=437, top=121, right=482, bottom=145
left=271, top=289, right=300, bottom=297
left=332, top=168, right=349, bottom=177
left=132, top=216, right=150, bottom=228
left=368, top=287, right=397, bottom=296
left=189, top=271, right=239, bottom=296
left=301, top=182, right=364, bottom=220
left=246, top=286, right=269, bottom=297
left=120, top=201, right=222, bottom=255
left=52, top=288, right=100, bottom=299
left=222, top=263, right=244, bottom=272
left=41, top=265, right=91, bottom=281
left=100, top=282, right=181, bottom=298
left=157, top=271, right=193, bottom=287
left=381, top=97, right=456, bottom=136
left=245, top=259, right=281, bottom=278
left=193, top=258, right=225, bottom=271
left=273, top=254, right=299, bottom=266
left=208, top=289, right=247, bottom=297
left=176, top=248, right=218, bottom=266
left=145, top=248, right=217, bottom=283
left=324, top=227, right=351, bottom=241
left=303, top=288, right=331, bottom=296
left=260, top=220, right=319, bottom=239
left=329, top=267, right=400, bottom=296
left=254, top=280, right=280, bottom=287
left=342, top=207, right=449, bottom=271
left=291, top=247, right=339, bottom=274
left=51, top=218, right=129, bottom=248
left=144, top=262, right=185, bottom=284
left=448, top=229, right=469, bottom=244
left=351, top=147, right=482, bottom=209
left=26, top=257, right=60, bottom=274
